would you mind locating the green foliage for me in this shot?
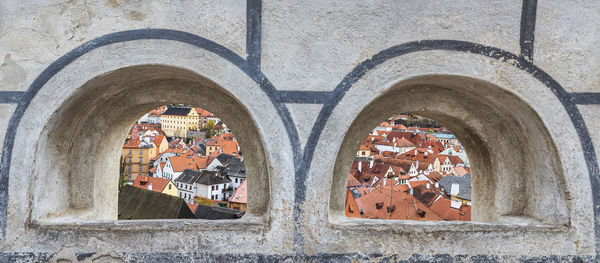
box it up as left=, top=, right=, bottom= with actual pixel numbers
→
left=202, top=120, right=219, bottom=138
left=118, top=156, right=128, bottom=191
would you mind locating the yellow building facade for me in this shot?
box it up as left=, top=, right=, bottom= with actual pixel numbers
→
left=121, top=139, right=157, bottom=181
left=161, top=180, right=178, bottom=196
left=160, top=107, right=199, bottom=138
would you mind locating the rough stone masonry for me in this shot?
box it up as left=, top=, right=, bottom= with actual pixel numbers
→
left=1, top=0, right=600, bottom=262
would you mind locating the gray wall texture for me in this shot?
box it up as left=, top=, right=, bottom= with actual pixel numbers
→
left=1, top=0, right=600, bottom=262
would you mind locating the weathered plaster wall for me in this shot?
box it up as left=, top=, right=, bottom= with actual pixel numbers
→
left=1, top=0, right=599, bottom=262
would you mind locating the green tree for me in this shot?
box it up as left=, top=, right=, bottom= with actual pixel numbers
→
left=202, top=120, right=218, bottom=138
left=118, top=156, right=128, bottom=191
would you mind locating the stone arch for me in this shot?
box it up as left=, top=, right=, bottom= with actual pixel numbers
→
left=29, top=64, right=270, bottom=221
left=320, top=51, right=593, bottom=238
left=331, top=74, right=566, bottom=223
left=3, top=37, right=281, bottom=226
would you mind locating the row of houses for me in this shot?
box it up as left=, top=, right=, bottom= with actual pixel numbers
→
left=121, top=106, right=248, bottom=216
left=346, top=118, right=472, bottom=221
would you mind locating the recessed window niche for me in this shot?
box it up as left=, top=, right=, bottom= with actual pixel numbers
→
left=30, top=65, right=269, bottom=225
left=331, top=76, right=570, bottom=225
left=345, top=114, right=472, bottom=221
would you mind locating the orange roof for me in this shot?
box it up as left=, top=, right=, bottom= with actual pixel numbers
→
left=122, top=138, right=141, bottom=148
left=438, top=155, right=464, bottom=165
left=345, top=189, right=361, bottom=218
left=397, top=148, right=438, bottom=163
left=195, top=108, right=213, bottom=117
left=376, top=130, right=391, bottom=137
left=454, top=166, right=470, bottom=177
left=228, top=179, right=247, bottom=204
left=425, top=171, right=444, bottom=182
left=186, top=203, right=199, bottom=213
left=378, top=122, right=391, bottom=127
left=153, top=135, right=166, bottom=147
left=132, top=176, right=172, bottom=193
left=148, top=109, right=162, bottom=117
left=220, top=140, right=240, bottom=156
left=347, top=174, right=362, bottom=188
left=408, top=180, right=429, bottom=188
left=429, top=197, right=471, bottom=221
left=354, top=188, right=442, bottom=220
left=393, top=124, right=408, bottom=130
left=395, top=138, right=415, bottom=148
left=168, top=155, right=207, bottom=172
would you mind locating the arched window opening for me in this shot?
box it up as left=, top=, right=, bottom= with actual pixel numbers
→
left=345, top=113, right=471, bottom=221
left=118, top=105, right=247, bottom=220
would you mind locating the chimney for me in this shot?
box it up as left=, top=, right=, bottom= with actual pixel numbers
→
left=358, top=161, right=362, bottom=172
left=435, top=182, right=439, bottom=188
left=426, top=183, right=430, bottom=189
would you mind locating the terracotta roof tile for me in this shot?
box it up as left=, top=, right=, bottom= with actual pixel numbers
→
left=228, top=179, right=247, bottom=204
left=132, top=176, right=173, bottom=193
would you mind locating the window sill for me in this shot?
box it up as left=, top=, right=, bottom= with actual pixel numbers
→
left=30, top=214, right=267, bottom=232
left=328, top=213, right=568, bottom=233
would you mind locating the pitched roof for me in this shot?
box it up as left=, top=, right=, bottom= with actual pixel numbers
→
left=222, top=157, right=245, bottom=178
left=378, top=121, right=391, bottom=127
left=392, top=124, right=408, bottom=130
left=354, top=187, right=442, bottom=220
left=195, top=108, right=213, bottom=117
left=425, top=171, right=444, bottom=182
left=216, top=153, right=234, bottom=164
left=174, top=169, right=231, bottom=186
left=454, top=166, right=470, bottom=177
left=429, top=196, right=471, bottom=221
left=118, top=185, right=195, bottom=220
left=395, top=138, right=415, bottom=148
left=132, top=176, right=173, bottom=193
left=122, top=138, right=155, bottom=149
left=186, top=203, right=199, bottom=213
left=162, top=107, right=192, bottom=116
left=153, top=135, right=166, bottom=147
left=228, top=179, right=247, bottom=204
left=194, top=204, right=245, bottom=219
left=438, top=155, right=465, bottom=165
left=438, top=175, right=471, bottom=200
left=345, top=189, right=361, bottom=218
left=169, top=155, right=202, bottom=172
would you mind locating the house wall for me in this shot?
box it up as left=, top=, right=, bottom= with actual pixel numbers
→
left=162, top=181, right=178, bottom=197
left=0, top=0, right=599, bottom=262
left=197, top=184, right=210, bottom=199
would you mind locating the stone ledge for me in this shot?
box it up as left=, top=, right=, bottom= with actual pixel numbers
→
left=328, top=214, right=568, bottom=233
left=30, top=214, right=268, bottom=232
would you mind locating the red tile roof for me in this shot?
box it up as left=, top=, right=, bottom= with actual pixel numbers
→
left=345, top=189, right=361, bottom=218
left=354, top=188, right=442, bottom=220
left=378, top=121, right=392, bottom=127
left=186, top=203, right=199, bottom=213
left=228, top=179, right=247, bottom=204
left=132, top=176, right=173, bottom=193
left=429, top=196, right=471, bottom=221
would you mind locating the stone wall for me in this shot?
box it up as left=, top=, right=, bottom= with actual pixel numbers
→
left=1, top=0, right=599, bottom=261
